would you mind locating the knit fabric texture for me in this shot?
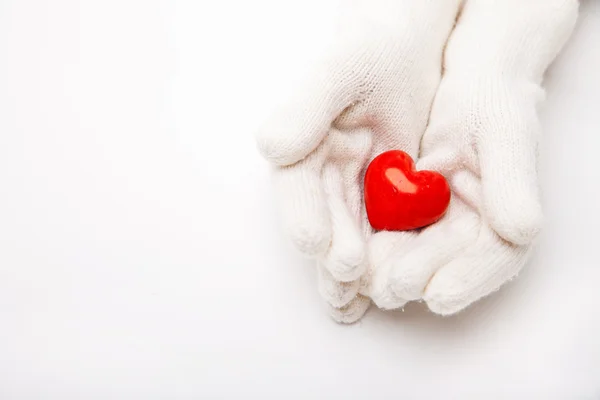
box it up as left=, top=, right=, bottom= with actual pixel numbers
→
left=256, top=0, right=579, bottom=323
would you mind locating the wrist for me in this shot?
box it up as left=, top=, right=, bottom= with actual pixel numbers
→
left=443, top=0, right=579, bottom=83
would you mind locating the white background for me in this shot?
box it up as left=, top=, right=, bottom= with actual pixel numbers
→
left=1, top=1, right=599, bottom=399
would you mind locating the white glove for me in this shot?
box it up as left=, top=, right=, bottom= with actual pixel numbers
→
left=256, top=0, right=461, bottom=323
left=369, top=0, right=579, bottom=315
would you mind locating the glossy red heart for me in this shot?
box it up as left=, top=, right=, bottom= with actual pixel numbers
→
left=364, top=150, right=450, bottom=231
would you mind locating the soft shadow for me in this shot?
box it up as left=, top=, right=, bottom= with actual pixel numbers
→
left=360, top=246, right=542, bottom=349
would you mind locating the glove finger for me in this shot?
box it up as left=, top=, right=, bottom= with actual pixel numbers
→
left=329, top=127, right=372, bottom=227
left=328, top=294, right=371, bottom=324
left=317, top=264, right=360, bottom=309
left=318, top=128, right=372, bottom=282
left=476, top=86, right=543, bottom=246
left=273, top=141, right=331, bottom=256
left=368, top=230, right=417, bottom=267
left=367, top=230, right=416, bottom=310
left=256, top=54, right=361, bottom=166
left=424, top=224, right=532, bottom=316
left=376, top=202, right=479, bottom=302
left=334, top=126, right=373, bottom=240
left=320, top=163, right=366, bottom=282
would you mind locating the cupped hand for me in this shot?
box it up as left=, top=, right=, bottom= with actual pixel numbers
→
left=256, top=0, right=462, bottom=322
left=369, top=0, right=579, bottom=315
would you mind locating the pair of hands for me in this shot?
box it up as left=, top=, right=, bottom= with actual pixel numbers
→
left=256, top=0, right=578, bottom=323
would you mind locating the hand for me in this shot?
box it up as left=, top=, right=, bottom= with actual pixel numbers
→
left=369, top=0, right=579, bottom=315
left=256, top=0, right=461, bottom=323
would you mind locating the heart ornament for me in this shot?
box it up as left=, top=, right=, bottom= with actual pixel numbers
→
left=364, top=150, right=451, bottom=231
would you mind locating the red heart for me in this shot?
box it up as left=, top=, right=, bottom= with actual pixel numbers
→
left=364, top=150, right=450, bottom=231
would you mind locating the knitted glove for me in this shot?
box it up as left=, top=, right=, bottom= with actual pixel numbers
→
left=369, top=0, right=579, bottom=315
left=256, top=0, right=461, bottom=323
